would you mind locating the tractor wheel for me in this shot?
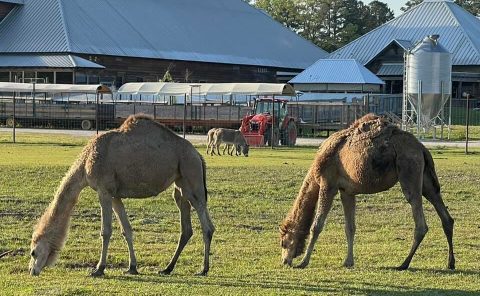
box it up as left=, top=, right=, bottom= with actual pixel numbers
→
left=6, top=117, right=15, bottom=128
left=285, top=121, right=297, bottom=146
left=81, top=120, right=93, bottom=130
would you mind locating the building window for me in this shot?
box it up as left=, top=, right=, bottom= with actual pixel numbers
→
left=88, top=74, right=100, bottom=84
left=37, top=72, right=54, bottom=83
left=56, top=72, right=73, bottom=84
left=257, top=67, right=268, bottom=73
left=12, top=71, right=23, bottom=82
left=75, top=72, right=87, bottom=84
left=0, top=72, right=9, bottom=82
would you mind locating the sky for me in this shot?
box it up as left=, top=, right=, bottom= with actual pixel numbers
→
left=367, top=0, right=405, bottom=17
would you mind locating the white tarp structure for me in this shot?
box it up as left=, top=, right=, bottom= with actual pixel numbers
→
left=117, top=82, right=295, bottom=96
left=0, top=82, right=111, bottom=94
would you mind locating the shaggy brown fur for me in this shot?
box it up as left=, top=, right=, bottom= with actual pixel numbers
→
left=280, top=114, right=455, bottom=270
left=30, top=114, right=214, bottom=277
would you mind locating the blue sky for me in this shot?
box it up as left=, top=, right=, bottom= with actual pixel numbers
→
left=367, top=0, right=405, bottom=17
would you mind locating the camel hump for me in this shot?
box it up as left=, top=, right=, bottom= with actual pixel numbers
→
left=119, top=114, right=155, bottom=132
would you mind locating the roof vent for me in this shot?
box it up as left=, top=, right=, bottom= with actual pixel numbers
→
left=428, top=34, right=440, bottom=45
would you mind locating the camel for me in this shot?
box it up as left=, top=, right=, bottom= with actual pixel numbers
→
left=280, top=114, right=455, bottom=271
left=29, top=115, right=215, bottom=277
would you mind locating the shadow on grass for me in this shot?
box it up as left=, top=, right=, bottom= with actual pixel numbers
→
left=379, top=266, right=480, bottom=276
left=95, top=273, right=479, bottom=295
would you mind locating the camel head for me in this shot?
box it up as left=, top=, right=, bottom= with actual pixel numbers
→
left=29, top=235, right=58, bottom=276
left=280, top=222, right=305, bottom=266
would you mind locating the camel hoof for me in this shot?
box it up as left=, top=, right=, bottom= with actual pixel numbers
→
left=395, top=264, right=409, bottom=271
left=448, top=262, right=455, bottom=270
left=90, top=267, right=105, bottom=277
left=124, top=266, right=139, bottom=275
left=159, top=268, right=172, bottom=276
left=343, top=260, right=353, bottom=268
left=294, top=261, right=309, bottom=269
left=195, top=270, right=208, bottom=276
left=343, top=261, right=354, bottom=268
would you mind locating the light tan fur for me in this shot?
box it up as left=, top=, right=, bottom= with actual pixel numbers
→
left=30, top=114, right=215, bottom=277
left=280, top=114, right=455, bottom=271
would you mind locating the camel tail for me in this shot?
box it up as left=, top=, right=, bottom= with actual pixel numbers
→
left=422, top=146, right=441, bottom=193
left=200, top=155, right=208, bottom=202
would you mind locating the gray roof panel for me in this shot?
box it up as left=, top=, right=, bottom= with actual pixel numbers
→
left=289, top=59, right=384, bottom=85
left=329, top=0, right=480, bottom=66
left=0, top=0, right=327, bottom=69
left=0, top=54, right=105, bottom=68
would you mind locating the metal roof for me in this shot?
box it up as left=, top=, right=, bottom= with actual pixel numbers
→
left=0, top=0, right=327, bottom=70
left=118, top=82, right=296, bottom=96
left=329, top=0, right=480, bottom=66
left=0, top=0, right=24, bottom=4
left=289, top=59, right=385, bottom=85
left=376, top=63, right=404, bottom=76
left=0, top=82, right=111, bottom=93
left=0, top=54, right=105, bottom=68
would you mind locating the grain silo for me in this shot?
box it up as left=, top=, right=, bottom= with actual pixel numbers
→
left=403, top=35, right=451, bottom=135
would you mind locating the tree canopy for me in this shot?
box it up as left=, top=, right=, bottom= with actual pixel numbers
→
left=401, top=0, right=480, bottom=16
left=254, top=0, right=394, bottom=52
left=253, top=0, right=479, bottom=53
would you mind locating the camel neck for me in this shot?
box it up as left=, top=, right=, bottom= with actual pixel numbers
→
left=34, top=161, right=86, bottom=248
left=288, top=171, right=319, bottom=236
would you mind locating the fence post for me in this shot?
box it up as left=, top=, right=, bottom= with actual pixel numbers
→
left=465, top=93, right=470, bottom=155
left=12, top=92, right=16, bottom=143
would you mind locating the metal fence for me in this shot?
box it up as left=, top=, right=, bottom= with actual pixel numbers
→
left=1, top=93, right=478, bottom=143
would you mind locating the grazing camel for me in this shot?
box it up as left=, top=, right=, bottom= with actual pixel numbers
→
left=30, top=115, right=215, bottom=277
left=280, top=114, right=455, bottom=270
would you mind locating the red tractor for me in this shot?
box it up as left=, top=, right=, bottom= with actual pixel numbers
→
left=240, top=98, right=297, bottom=146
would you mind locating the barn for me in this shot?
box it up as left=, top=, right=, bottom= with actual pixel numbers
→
left=329, top=0, right=480, bottom=100
left=0, top=0, right=327, bottom=89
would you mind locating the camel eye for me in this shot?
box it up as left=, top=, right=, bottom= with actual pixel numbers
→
left=31, top=250, right=36, bottom=258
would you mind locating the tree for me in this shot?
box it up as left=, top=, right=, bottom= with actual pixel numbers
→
left=455, top=0, right=480, bottom=16
left=253, top=0, right=395, bottom=52
left=366, top=1, right=395, bottom=29
left=402, top=0, right=480, bottom=16
left=161, top=70, right=173, bottom=82
left=255, top=0, right=301, bottom=31
left=401, top=0, right=422, bottom=12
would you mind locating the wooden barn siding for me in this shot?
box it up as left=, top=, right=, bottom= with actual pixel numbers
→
left=77, top=54, right=297, bottom=83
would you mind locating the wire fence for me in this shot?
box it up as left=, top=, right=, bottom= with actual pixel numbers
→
left=1, top=93, right=479, bottom=144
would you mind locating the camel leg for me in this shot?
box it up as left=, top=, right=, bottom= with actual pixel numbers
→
left=112, top=198, right=138, bottom=275
left=160, top=186, right=193, bottom=275
left=185, top=188, right=215, bottom=276
left=422, top=177, right=455, bottom=269
left=91, top=191, right=113, bottom=277
left=340, top=191, right=356, bottom=268
left=397, top=168, right=428, bottom=270
left=296, top=185, right=336, bottom=269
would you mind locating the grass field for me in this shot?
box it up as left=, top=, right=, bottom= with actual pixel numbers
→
left=0, top=133, right=479, bottom=295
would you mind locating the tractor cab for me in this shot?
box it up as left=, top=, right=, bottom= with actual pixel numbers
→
left=252, top=98, right=288, bottom=127
left=241, top=98, right=296, bottom=147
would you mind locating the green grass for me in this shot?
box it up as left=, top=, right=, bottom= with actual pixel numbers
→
left=0, top=134, right=480, bottom=295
